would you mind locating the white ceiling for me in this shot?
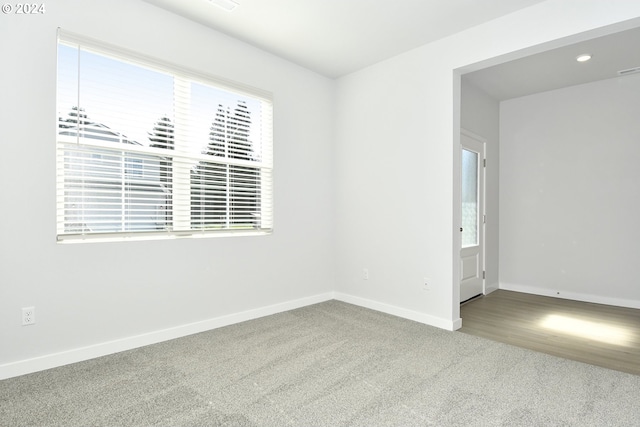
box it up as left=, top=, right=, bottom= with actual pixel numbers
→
left=142, top=0, right=640, bottom=100
left=142, top=0, right=546, bottom=78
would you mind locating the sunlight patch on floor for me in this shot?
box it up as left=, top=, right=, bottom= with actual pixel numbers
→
left=540, top=314, right=636, bottom=346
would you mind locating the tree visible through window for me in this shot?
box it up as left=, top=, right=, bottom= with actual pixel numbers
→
left=56, top=31, right=273, bottom=241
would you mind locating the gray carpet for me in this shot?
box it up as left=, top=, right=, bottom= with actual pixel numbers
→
left=1, top=300, right=639, bottom=426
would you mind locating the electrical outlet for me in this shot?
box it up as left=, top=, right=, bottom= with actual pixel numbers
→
left=22, top=307, right=35, bottom=326
left=423, top=278, right=431, bottom=291
left=363, top=268, right=369, bottom=280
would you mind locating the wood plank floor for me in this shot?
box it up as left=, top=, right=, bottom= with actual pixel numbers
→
left=459, top=290, right=640, bottom=376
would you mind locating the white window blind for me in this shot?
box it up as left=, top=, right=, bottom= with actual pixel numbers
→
left=56, top=30, right=273, bottom=241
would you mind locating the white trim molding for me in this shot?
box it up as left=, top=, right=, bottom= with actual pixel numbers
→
left=500, top=283, right=640, bottom=310
left=334, top=292, right=461, bottom=331
left=1, top=291, right=466, bottom=380
left=0, top=292, right=335, bottom=380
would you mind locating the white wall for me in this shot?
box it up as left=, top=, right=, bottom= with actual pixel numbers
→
left=461, top=81, right=500, bottom=294
left=0, top=0, right=335, bottom=379
left=333, top=1, right=640, bottom=329
left=500, top=74, right=640, bottom=308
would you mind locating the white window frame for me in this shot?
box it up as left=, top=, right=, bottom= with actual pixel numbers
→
left=56, top=30, right=273, bottom=242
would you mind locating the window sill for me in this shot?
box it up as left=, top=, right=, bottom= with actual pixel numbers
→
left=56, top=229, right=273, bottom=244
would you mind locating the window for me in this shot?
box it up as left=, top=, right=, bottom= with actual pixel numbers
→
left=56, top=31, right=273, bottom=241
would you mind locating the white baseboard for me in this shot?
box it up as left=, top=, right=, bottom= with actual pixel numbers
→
left=334, top=292, right=460, bottom=331
left=0, top=292, right=335, bottom=380
left=499, top=283, right=640, bottom=309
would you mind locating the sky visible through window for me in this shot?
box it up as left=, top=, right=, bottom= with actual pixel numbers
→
left=57, top=43, right=262, bottom=156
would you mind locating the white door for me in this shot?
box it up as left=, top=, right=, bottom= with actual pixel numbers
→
left=460, top=131, right=485, bottom=302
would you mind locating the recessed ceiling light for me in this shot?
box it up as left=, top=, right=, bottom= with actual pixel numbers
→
left=208, top=0, right=239, bottom=12
left=576, top=54, right=592, bottom=63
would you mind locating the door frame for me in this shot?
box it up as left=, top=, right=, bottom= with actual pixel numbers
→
left=459, top=129, right=486, bottom=303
